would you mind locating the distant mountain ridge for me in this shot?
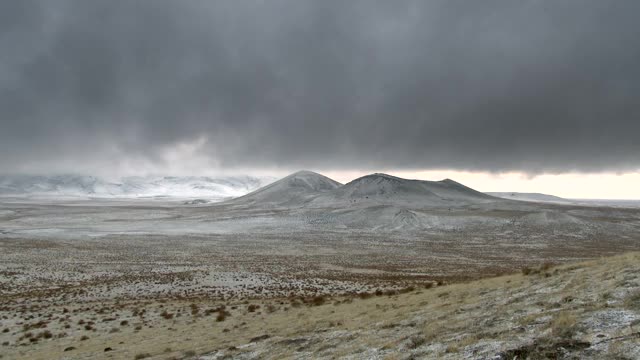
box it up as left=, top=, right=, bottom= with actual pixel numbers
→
left=487, top=192, right=572, bottom=204
left=487, top=192, right=640, bottom=208
left=0, top=175, right=274, bottom=200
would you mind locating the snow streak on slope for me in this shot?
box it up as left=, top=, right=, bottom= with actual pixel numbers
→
left=0, top=175, right=274, bottom=200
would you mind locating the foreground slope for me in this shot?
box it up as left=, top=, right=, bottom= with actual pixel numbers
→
left=3, top=253, right=638, bottom=359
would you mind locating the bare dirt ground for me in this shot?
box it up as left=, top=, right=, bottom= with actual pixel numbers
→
left=1, top=198, right=640, bottom=359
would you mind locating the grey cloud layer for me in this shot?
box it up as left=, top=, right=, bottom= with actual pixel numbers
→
left=2, top=0, right=640, bottom=174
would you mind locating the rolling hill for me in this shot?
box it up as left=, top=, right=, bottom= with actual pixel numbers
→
left=225, top=170, right=342, bottom=206
left=226, top=171, right=502, bottom=210
left=311, top=173, right=498, bottom=207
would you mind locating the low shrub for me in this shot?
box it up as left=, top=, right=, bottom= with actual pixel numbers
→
left=190, top=304, right=199, bottom=316
left=407, top=335, right=426, bottom=349
left=550, top=311, right=577, bottom=339
left=541, top=262, right=554, bottom=271
left=311, top=295, right=326, bottom=306
left=216, top=310, right=230, bottom=322
left=160, top=310, right=174, bottom=320
left=521, top=267, right=534, bottom=276
left=624, top=290, right=640, bottom=310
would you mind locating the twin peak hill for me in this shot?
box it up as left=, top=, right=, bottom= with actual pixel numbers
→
left=225, top=170, right=500, bottom=209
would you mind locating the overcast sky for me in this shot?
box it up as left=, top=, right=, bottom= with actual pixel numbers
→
left=2, top=1, right=640, bottom=192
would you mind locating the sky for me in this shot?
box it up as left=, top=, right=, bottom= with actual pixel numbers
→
left=320, top=170, right=640, bottom=200
left=2, top=1, right=640, bottom=198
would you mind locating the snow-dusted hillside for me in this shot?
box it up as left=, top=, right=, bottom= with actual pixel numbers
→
left=227, top=171, right=499, bottom=210
left=0, top=175, right=274, bottom=200
left=311, top=173, right=497, bottom=207
left=226, top=170, right=341, bottom=206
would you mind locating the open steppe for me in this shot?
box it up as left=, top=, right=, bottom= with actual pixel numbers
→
left=1, top=172, right=640, bottom=359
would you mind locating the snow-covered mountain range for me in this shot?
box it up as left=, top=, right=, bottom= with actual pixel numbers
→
left=0, top=175, right=274, bottom=200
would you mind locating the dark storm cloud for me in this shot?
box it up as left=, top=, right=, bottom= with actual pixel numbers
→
left=2, top=0, right=640, bottom=174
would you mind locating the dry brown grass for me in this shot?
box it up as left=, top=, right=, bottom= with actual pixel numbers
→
left=1, top=252, right=638, bottom=359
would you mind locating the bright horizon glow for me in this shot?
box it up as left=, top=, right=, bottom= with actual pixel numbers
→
left=317, top=170, right=640, bottom=200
